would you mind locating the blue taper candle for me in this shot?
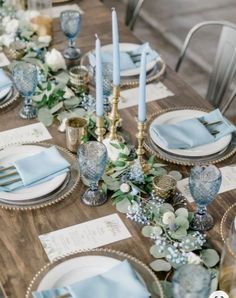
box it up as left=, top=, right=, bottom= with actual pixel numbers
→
left=112, top=8, right=120, bottom=86
left=138, top=50, right=147, bottom=122
left=95, top=34, right=104, bottom=117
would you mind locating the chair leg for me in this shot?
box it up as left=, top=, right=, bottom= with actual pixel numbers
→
left=126, top=0, right=144, bottom=31
left=221, top=88, right=236, bottom=115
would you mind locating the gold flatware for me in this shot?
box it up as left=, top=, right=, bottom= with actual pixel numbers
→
left=0, top=166, right=15, bottom=172
left=0, top=171, right=18, bottom=179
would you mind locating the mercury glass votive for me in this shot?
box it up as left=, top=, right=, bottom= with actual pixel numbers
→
left=69, top=66, right=89, bottom=94
left=153, top=175, right=177, bottom=200
left=65, top=117, right=87, bottom=153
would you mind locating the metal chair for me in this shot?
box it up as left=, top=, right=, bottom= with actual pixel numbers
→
left=125, top=0, right=144, bottom=31
left=175, top=21, right=236, bottom=111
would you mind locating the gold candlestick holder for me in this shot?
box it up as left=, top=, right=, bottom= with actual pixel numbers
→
left=95, top=116, right=106, bottom=142
left=106, top=85, right=123, bottom=141
left=136, top=120, right=148, bottom=170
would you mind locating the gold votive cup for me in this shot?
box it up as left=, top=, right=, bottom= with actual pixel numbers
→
left=69, top=66, right=90, bottom=94
left=153, top=175, right=177, bottom=200
left=65, top=117, right=87, bottom=153
left=31, top=15, right=53, bottom=37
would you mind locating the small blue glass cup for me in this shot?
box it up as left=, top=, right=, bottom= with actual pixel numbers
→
left=172, top=264, right=211, bottom=298
left=12, top=62, right=38, bottom=119
left=60, top=10, right=82, bottom=60
left=77, top=141, right=108, bottom=206
left=189, top=164, right=222, bottom=231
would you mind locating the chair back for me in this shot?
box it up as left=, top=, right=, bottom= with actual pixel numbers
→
left=125, top=0, right=144, bottom=30
left=176, top=21, right=236, bottom=109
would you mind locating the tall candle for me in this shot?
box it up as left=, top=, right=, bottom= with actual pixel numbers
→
left=95, top=35, right=104, bottom=117
left=112, top=8, right=120, bottom=86
left=138, top=50, right=147, bottom=122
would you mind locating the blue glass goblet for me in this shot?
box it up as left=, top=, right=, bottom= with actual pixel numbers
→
left=12, top=62, right=38, bottom=119
left=189, top=164, right=222, bottom=231
left=77, top=141, right=108, bottom=206
left=60, top=10, right=82, bottom=60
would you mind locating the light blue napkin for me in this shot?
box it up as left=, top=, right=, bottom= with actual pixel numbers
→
left=32, top=260, right=150, bottom=298
left=0, top=69, right=12, bottom=89
left=150, top=109, right=236, bottom=149
left=0, top=146, right=70, bottom=192
left=88, top=42, right=160, bottom=71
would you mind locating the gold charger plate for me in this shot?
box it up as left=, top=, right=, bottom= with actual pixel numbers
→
left=0, top=143, right=80, bottom=211
left=144, top=106, right=236, bottom=166
left=25, top=248, right=164, bottom=298
left=220, top=202, right=236, bottom=245
left=0, top=84, right=19, bottom=111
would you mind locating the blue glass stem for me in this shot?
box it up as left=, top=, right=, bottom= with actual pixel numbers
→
left=90, top=182, right=98, bottom=191
left=24, top=95, right=32, bottom=107
left=69, top=38, right=76, bottom=48
left=197, top=206, right=207, bottom=215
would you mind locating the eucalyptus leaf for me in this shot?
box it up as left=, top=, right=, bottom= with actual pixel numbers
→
left=116, top=198, right=132, bottom=213
left=150, top=259, right=171, bottom=272
left=159, top=281, right=173, bottom=298
left=174, top=215, right=189, bottom=229
left=152, top=168, right=168, bottom=176
left=175, top=208, right=188, bottom=218
left=37, top=107, right=53, bottom=126
left=170, top=227, right=188, bottom=240
left=168, top=170, right=183, bottom=181
left=141, top=226, right=154, bottom=237
left=201, top=249, right=220, bottom=268
left=160, top=203, right=174, bottom=214
left=150, top=245, right=166, bottom=258
left=64, top=97, right=81, bottom=109
left=72, top=108, right=86, bottom=118
left=50, top=102, right=63, bottom=114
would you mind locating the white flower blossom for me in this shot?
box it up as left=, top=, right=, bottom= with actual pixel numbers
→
left=162, top=211, right=175, bottom=225
left=120, top=183, right=130, bottom=193
left=0, top=34, right=14, bottom=47
left=102, top=139, right=130, bottom=162
left=5, top=19, right=19, bottom=34
left=45, top=48, right=66, bottom=72
left=187, top=252, right=201, bottom=264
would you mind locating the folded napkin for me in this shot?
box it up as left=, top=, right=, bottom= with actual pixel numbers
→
left=0, top=69, right=12, bottom=89
left=32, top=260, right=150, bottom=298
left=0, top=146, right=70, bottom=192
left=150, top=109, right=236, bottom=149
left=88, top=42, right=160, bottom=71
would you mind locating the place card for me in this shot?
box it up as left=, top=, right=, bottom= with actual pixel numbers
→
left=177, top=165, right=236, bottom=202
left=39, top=213, right=132, bottom=261
left=52, top=4, right=84, bottom=18
left=117, top=82, right=174, bottom=110
left=0, top=53, right=10, bottom=67
left=0, top=122, right=52, bottom=149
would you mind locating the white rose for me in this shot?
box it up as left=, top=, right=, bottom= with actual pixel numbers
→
left=0, top=34, right=14, bottom=47
left=120, top=183, right=130, bottom=193
left=38, top=35, right=52, bottom=44
left=102, top=139, right=130, bottom=162
left=162, top=211, right=175, bottom=225
left=63, top=86, right=75, bottom=99
left=2, top=16, right=11, bottom=27
left=45, top=48, right=66, bottom=72
left=5, top=19, right=19, bottom=34
left=187, top=252, right=201, bottom=265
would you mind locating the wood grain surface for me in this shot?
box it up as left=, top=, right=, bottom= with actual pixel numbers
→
left=0, top=0, right=235, bottom=297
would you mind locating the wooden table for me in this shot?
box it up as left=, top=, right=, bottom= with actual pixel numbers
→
left=1, top=0, right=236, bottom=297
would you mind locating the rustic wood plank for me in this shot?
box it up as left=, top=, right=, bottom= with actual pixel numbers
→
left=0, top=0, right=235, bottom=297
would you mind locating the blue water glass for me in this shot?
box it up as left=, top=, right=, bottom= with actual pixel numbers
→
left=12, top=62, right=38, bottom=119
left=172, top=264, right=211, bottom=298
left=189, top=164, right=222, bottom=231
left=60, top=10, right=82, bottom=60
left=77, top=141, right=108, bottom=206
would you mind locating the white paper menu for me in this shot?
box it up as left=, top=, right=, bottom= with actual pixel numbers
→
left=177, top=165, right=236, bottom=203
left=39, top=213, right=132, bottom=261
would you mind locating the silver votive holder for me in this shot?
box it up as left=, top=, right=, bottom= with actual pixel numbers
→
left=65, top=117, right=87, bottom=153
left=69, top=66, right=89, bottom=94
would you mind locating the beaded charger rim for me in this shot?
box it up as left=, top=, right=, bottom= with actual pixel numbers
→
left=144, top=106, right=236, bottom=166
left=0, top=142, right=80, bottom=211
left=220, top=202, right=236, bottom=245
left=80, top=51, right=166, bottom=88
left=25, top=248, right=164, bottom=298
left=0, top=84, right=19, bottom=111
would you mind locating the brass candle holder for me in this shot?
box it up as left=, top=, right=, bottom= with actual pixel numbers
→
left=95, top=116, right=106, bottom=142
left=106, top=85, right=122, bottom=141
left=136, top=120, right=148, bottom=170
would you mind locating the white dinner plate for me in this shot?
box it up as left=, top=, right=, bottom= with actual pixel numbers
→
left=0, top=86, right=11, bottom=101
left=0, top=145, right=67, bottom=201
left=150, top=109, right=232, bottom=157
left=101, top=43, right=159, bottom=77
left=37, top=256, right=121, bottom=290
